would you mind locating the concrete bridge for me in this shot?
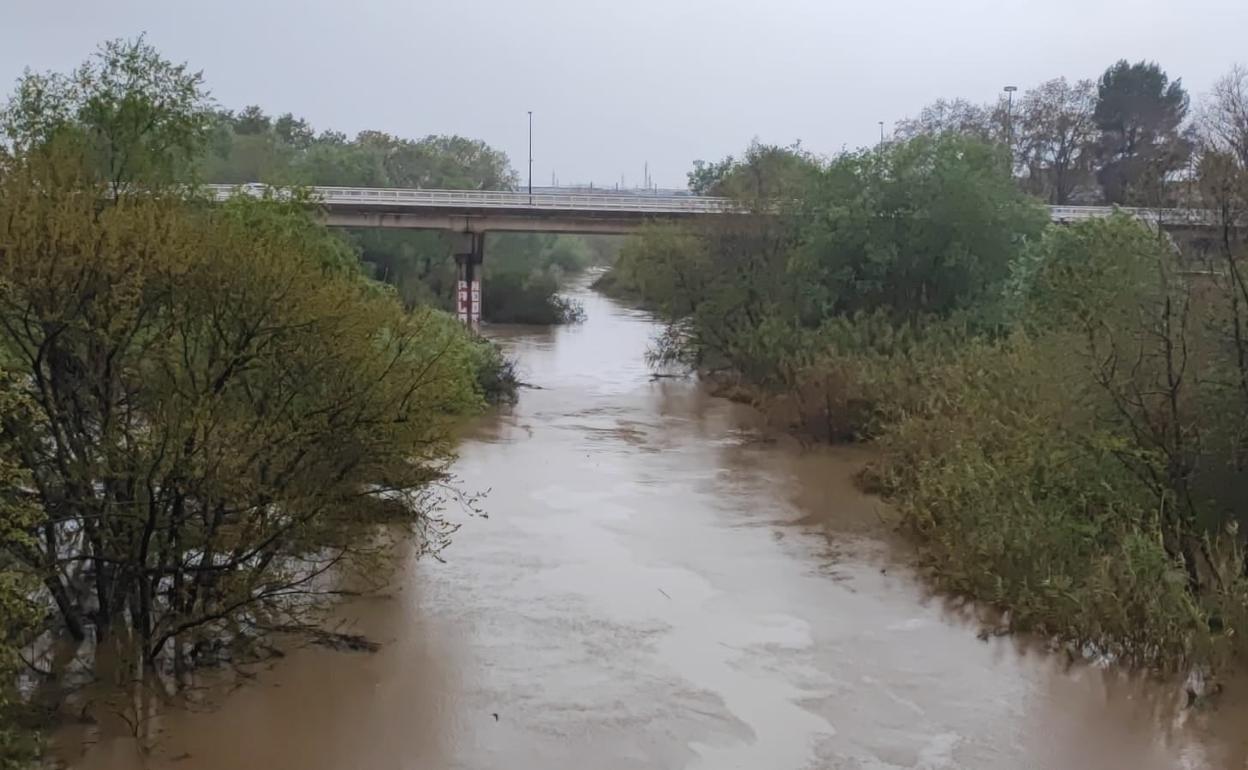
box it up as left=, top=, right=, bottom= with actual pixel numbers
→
left=210, top=184, right=1210, bottom=235
left=210, top=184, right=729, bottom=236
left=207, top=184, right=1228, bottom=327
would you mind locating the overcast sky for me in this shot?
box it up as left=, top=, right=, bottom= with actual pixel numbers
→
left=3, top=0, right=1246, bottom=188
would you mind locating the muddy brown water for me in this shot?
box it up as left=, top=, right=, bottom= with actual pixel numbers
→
left=55, top=280, right=1248, bottom=769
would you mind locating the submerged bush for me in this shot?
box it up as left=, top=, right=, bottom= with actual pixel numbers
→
left=483, top=270, right=585, bottom=325
left=467, top=336, right=521, bottom=404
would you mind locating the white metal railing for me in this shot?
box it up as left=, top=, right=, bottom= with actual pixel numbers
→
left=1048, top=206, right=1117, bottom=221
left=1047, top=205, right=1215, bottom=225
left=207, top=184, right=1217, bottom=225
left=206, top=183, right=735, bottom=214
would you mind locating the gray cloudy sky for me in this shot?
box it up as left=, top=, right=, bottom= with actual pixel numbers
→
left=3, top=0, right=1246, bottom=188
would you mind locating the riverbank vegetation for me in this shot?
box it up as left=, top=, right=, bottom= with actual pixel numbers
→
left=0, top=38, right=520, bottom=762
left=599, top=60, right=1248, bottom=680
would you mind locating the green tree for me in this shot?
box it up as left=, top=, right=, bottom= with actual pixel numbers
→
left=797, top=134, right=1047, bottom=323
left=605, top=135, right=1045, bottom=380
left=687, top=156, right=733, bottom=194
left=1093, top=60, right=1190, bottom=204
left=0, top=36, right=214, bottom=194
left=201, top=128, right=294, bottom=184
left=232, top=104, right=271, bottom=135
left=478, top=234, right=588, bottom=324
left=273, top=112, right=314, bottom=149
left=691, top=140, right=819, bottom=201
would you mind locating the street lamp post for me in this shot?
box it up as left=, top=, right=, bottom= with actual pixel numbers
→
left=1003, top=86, right=1018, bottom=172
left=527, top=111, right=533, bottom=204
left=878, top=121, right=885, bottom=145
left=1003, top=85, right=1018, bottom=145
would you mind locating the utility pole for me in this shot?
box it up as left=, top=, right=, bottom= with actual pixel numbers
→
left=878, top=121, right=885, bottom=145
left=527, top=111, right=533, bottom=203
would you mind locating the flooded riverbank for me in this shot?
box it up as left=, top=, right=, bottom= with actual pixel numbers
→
left=55, top=280, right=1248, bottom=769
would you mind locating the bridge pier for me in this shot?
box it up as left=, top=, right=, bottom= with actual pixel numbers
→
left=454, top=232, right=485, bottom=330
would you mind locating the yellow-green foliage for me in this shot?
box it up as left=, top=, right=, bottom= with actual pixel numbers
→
left=878, top=334, right=1213, bottom=669
left=874, top=217, right=1248, bottom=672
left=593, top=223, right=709, bottom=313
left=0, top=377, right=40, bottom=768
left=0, top=143, right=485, bottom=669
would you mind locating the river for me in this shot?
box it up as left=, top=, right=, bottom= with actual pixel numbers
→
left=56, top=278, right=1248, bottom=769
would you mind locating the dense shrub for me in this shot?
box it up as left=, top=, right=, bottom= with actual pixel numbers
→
left=873, top=216, right=1248, bottom=671
left=876, top=334, right=1232, bottom=669
left=467, top=336, right=521, bottom=404
left=482, top=269, right=585, bottom=325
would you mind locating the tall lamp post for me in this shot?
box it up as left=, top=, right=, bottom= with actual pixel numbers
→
left=1003, top=85, right=1018, bottom=173
left=1003, top=85, right=1018, bottom=146
left=527, top=111, right=533, bottom=204
left=878, top=121, right=885, bottom=145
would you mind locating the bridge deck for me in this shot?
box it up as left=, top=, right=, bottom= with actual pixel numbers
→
left=207, top=184, right=1217, bottom=232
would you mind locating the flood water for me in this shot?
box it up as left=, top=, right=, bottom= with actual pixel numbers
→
left=58, top=279, right=1248, bottom=769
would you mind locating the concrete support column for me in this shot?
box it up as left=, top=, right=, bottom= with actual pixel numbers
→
left=454, top=232, right=485, bottom=331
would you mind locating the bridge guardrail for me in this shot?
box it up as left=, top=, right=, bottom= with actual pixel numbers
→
left=207, top=185, right=1222, bottom=226
left=1048, top=205, right=1216, bottom=226
left=207, top=184, right=736, bottom=214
